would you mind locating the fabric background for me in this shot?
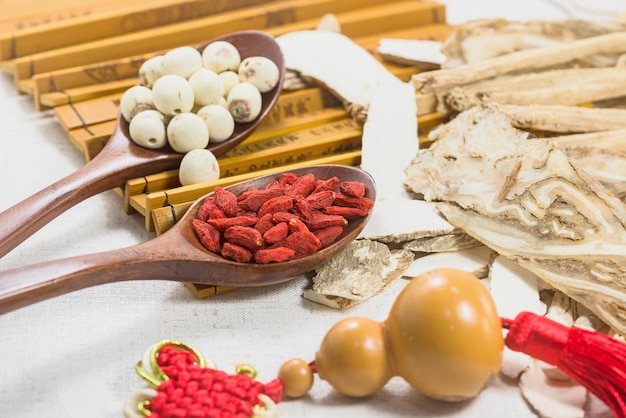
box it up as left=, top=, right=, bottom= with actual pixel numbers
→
left=0, top=1, right=623, bottom=417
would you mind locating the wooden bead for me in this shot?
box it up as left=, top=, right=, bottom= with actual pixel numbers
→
left=278, top=358, right=314, bottom=398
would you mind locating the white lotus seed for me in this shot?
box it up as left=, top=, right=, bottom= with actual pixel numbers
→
left=202, top=41, right=241, bottom=73
left=178, top=149, right=220, bottom=186
left=161, top=46, right=202, bottom=79
left=219, top=70, right=240, bottom=96
left=129, top=110, right=167, bottom=149
left=138, top=55, right=163, bottom=88
left=120, top=85, right=153, bottom=122
left=166, top=112, right=209, bottom=153
left=197, top=104, right=235, bottom=143
left=238, top=56, right=280, bottom=93
left=152, top=74, right=194, bottom=116
left=188, top=68, right=225, bottom=106
left=226, top=82, right=262, bottom=123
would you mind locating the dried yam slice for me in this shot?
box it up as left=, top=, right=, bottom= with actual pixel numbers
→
left=519, top=359, right=587, bottom=418
left=403, top=245, right=494, bottom=279
left=490, top=256, right=547, bottom=379
left=276, top=30, right=401, bottom=118
left=377, top=38, right=445, bottom=69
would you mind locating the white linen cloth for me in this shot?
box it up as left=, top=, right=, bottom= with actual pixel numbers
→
left=0, top=1, right=624, bottom=417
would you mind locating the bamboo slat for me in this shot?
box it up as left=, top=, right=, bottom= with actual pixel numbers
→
left=0, top=0, right=164, bottom=33
left=0, top=0, right=283, bottom=61
left=8, top=0, right=436, bottom=89
left=29, top=22, right=451, bottom=110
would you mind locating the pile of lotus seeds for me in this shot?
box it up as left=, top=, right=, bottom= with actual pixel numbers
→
left=119, top=41, right=280, bottom=186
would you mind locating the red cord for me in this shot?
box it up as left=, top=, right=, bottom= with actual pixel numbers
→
left=145, top=346, right=283, bottom=418
left=503, top=312, right=626, bottom=418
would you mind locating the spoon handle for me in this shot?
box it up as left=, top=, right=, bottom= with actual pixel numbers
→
left=0, top=137, right=176, bottom=258
left=0, top=240, right=172, bottom=315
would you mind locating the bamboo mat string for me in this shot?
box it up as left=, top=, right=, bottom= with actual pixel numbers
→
left=141, top=176, right=150, bottom=194
left=51, top=75, right=96, bottom=136
left=162, top=191, right=178, bottom=224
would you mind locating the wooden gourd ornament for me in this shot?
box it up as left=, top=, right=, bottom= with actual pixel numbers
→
left=126, top=268, right=626, bottom=418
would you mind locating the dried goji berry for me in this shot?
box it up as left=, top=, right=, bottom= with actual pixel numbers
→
left=288, top=217, right=309, bottom=234
left=213, top=187, right=238, bottom=217
left=313, top=176, right=339, bottom=193
left=280, top=231, right=321, bottom=257
left=254, top=213, right=275, bottom=236
left=333, top=193, right=374, bottom=212
left=305, top=190, right=336, bottom=210
left=221, top=242, right=253, bottom=263
left=313, top=225, right=344, bottom=248
left=303, top=210, right=348, bottom=230
left=339, top=181, right=366, bottom=197
left=208, top=215, right=258, bottom=231
left=193, top=171, right=373, bottom=264
left=278, top=172, right=299, bottom=187
left=292, top=195, right=312, bottom=220
left=272, top=211, right=298, bottom=223
left=286, top=173, right=315, bottom=197
left=324, top=205, right=370, bottom=219
left=257, top=195, right=294, bottom=217
left=197, top=198, right=226, bottom=222
left=224, top=226, right=263, bottom=250
left=237, top=188, right=285, bottom=212
left=236, top=187, right=259, bottom=201
left=192, top=219, right=221, bottom=253
left=263, top=222, right=289, bottom=244
left=255, top=247, right=296, bottom=264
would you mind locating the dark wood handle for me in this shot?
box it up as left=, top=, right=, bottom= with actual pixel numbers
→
left=0, top=161, right=122, bottom=258
left=0, top=135, right=180, bottom=258
left=0, top=241, right=168, bottom=315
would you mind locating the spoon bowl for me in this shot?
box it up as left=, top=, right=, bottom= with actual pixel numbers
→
left=0, top=164, right=376, bottom=314
left=0, top=30, right=285, bottom=258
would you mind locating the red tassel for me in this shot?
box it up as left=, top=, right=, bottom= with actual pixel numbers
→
left=502, top=311, right=626, bottom=418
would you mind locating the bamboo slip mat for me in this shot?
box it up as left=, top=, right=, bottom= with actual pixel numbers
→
left=0, top=0, right=451, bottom=296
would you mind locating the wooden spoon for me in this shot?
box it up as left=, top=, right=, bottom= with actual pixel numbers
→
left=0, top=165, right=376, bottom=315
left=0, top=30, right=285, bottom=258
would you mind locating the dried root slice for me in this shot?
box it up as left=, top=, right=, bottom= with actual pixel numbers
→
left=376, top=38, right=445, bottom=69
left=440, top=18, right=626, bottom=68
left=357, top=78, right=469, bottom=249
left=519, top=359, right=587, bottom=418
left=303, top=239, right=414, bottom=310
left=315, top=13, right=340, bottom=33
left=276, top=30, right=401, bottom=121
left=405, top=106, right=626, bottom=335
left=412, top=31, right=626, bottom=93
left=439, top=67, right=626, bottom=114
left=497, top=103, right=626, bottom=133
left=360, top=80, right=418, bottom=200
left=403, top=246, right=495, bottom=279
left=359, top=199, right=454, bottom=243
left=401, top=229, right=481, bottom=253
left=547, top=129, right=626, bottom=201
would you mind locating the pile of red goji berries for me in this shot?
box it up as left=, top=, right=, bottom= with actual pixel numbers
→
left=192, top=171, right=373, bottom=263
left=145, top=346, right=283, bottom=418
